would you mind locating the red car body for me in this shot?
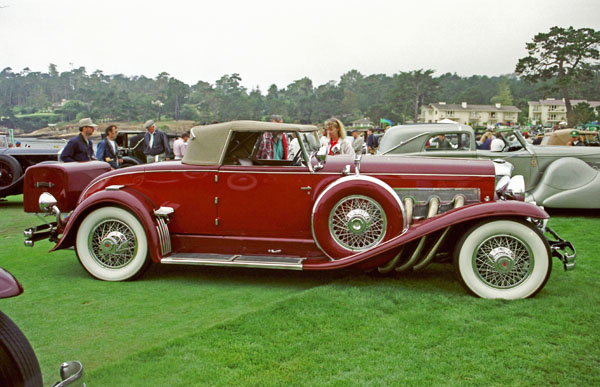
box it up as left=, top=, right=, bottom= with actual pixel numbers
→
left=23, top=121, right=575, bottom=299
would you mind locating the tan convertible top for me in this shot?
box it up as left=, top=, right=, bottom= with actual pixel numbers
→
left=183, top=120, right=318, bottom=165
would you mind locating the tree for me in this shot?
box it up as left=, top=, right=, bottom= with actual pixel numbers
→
left=490, top=78, right=514, bottom=106
left=570, top=102, right=597, bottom=125
left=516, top=26, right=600, bottom=125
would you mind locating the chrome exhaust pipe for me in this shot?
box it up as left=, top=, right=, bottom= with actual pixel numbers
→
left=427, top=196, right=440, bottom=218
left=404, top=197, right=414, bottom=225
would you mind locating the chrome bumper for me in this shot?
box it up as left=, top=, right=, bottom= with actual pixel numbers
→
left=546, top=226, right=576, bottom=271
left=24, top=222, right=59, bottom=247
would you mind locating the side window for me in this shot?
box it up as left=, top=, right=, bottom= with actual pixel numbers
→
left=223, top=131, right=298, bottom=166
left=425, top=133, right=470, bottom=151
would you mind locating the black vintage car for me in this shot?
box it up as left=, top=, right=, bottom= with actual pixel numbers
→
left=0, top=134, right=64, bottom=199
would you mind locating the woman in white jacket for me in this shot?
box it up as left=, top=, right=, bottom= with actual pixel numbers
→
left=322, top=118, right=355, bottom=157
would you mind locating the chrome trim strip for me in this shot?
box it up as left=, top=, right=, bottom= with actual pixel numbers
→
left=161, top=256, right=303, bottom=270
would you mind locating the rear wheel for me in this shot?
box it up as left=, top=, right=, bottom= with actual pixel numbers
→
left=0, top=310, right=43, bottom=387
left=0, top=155, right=22, bottom=189
left=454, top=219, right=551, bottom=299
left=76, top=206, right=150, bottom=281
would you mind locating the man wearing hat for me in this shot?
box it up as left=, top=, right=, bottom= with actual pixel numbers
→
left=60, top=117, right=97, bottom=162
left=143, top=120, right=171, bottom=162
left=567, top=130, right=584, bottom=146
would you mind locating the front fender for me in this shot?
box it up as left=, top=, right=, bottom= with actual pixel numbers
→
left=303, top=200, right=548, bottom=270
left=51, top=188, right=164, bottom=263
left=529, top=157, right=600, bottom=208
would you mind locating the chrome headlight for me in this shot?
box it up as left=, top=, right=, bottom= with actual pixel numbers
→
left=492, top=159, right=514, bottom=178
left=506, top=175, right=525, bottom=201
left=39, top=192, right=61, bottom=216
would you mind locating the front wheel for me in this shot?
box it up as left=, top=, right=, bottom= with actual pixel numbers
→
left=454, top=219, right=552, bottom=299
left=76, top=206, right=150, bottom=281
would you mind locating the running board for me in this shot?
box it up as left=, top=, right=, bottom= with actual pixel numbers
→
left=161, top=253, right=305, bottom=270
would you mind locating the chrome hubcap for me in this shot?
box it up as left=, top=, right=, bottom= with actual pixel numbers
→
left=473, top=235, right=533, bottom=289
left=329, top=195, right=387, bottom=251
left=347, top=209, right=371, bottom=234
left=88, top=219, right=137, bottom=268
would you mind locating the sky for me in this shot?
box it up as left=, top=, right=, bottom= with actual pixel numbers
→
left=1, top=0, right=599, bottom=91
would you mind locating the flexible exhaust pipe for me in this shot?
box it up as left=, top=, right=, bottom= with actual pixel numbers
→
left=377, top=246, right=405, bottom=274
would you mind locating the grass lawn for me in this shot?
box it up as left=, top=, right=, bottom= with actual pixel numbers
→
left=1, top=195, right=598, bottom=386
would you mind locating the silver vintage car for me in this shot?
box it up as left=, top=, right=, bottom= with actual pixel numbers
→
left=378, top=124, right=600, bottom=208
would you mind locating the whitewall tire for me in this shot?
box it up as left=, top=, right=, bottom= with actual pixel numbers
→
left=454, top=219, right=551, bottom=299
left=76, top=206, right=150, bottom=281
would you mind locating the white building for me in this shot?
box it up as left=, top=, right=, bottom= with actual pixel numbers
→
left=420, top=102, right=521, bottom=126
left=528, top=98, right=600, bottom=126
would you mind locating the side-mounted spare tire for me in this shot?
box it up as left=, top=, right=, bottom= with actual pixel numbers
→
left=312, top=175, right=406, bottom=259
left=0, top=310, right=43, bottom=387
left=0, top=154, right=22, bottom=189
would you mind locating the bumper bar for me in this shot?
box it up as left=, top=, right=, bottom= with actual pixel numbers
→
left=545, top=226, right=576, bottom=271
left=24, top=222, right=58, bottom=246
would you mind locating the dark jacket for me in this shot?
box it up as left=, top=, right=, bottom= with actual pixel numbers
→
left=143, top=130, right=170, bottom=156
left=96, top=138, right=119, bottom=169
left=60, top=134, right=94, bottom=162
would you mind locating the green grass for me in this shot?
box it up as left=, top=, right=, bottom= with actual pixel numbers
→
left=1, top=195, right=599, bottom=386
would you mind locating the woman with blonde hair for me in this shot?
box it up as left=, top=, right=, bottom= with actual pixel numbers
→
left=323, top=118, right=355, bottom=156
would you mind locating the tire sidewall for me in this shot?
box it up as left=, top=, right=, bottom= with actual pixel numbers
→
left=0, top=154, right=22, bottom=186
left=455, top=219, right=551, bottom=299
left=313, top=181, right=404, bottom=259
left=76, top=206, right=148, bottom=281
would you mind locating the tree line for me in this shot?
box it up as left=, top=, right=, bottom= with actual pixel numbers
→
left=1, top=26, right=598, bottom=131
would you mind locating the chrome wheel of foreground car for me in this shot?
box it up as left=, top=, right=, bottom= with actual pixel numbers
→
left=329, top=195, right=387, bottom=251
left=76, top=207, right=150, bottom=281
left=454, top=219, right=551, bottom=299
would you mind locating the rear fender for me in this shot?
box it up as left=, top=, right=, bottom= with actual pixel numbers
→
left=303, top=200, right=548, bottom=270
left=51, top=188, right=165, bottom=263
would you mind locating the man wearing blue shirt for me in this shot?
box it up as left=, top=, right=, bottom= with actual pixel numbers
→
left=60, top=118, right=97, bottom=162
left=96, top=125, right=123, bottom=169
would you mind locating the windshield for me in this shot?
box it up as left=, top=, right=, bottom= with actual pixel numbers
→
left=300, top=131, right=321, bottom=152
left=498, top=131, right=523, bottom=151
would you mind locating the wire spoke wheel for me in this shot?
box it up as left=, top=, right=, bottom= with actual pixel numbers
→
left=88, top=218, right=137, bottom=269
left=0, top=160, right=15, bottom=187
left=473, top=235, right=533, bottom=289
left=329, top=195, right=386, bottom=251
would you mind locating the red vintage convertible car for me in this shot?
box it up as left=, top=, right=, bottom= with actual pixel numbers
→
left=22, top=121, right=575, bottom=299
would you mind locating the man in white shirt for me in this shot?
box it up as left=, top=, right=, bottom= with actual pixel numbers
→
left=173, top=132, right=189, bottom=160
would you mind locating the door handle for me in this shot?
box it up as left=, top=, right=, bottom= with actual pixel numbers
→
left=300, top=186, right=312, bottom=191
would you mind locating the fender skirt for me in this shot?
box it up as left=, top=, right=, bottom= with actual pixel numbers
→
left=50, top=188, right=164, bottom=263
left=303, top=200, right=548, bottom=270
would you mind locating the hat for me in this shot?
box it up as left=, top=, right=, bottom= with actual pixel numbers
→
left=144, top=120, right=155, bottom=129
left=77, top=117, right=97, bottom=128
left=570, top=130, right=580, bottom=137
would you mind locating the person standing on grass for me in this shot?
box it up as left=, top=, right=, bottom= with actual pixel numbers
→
left=351, top=129, right=364, bottom=154
left=143, top=120, right=171, bottom=163
left=60, top=117, right=97, bottom=162
left=173, top=131, right=189, bottom=160
left=257, top=114, right=288, bottom=159
left=323, top=118, right=355, bottom=156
